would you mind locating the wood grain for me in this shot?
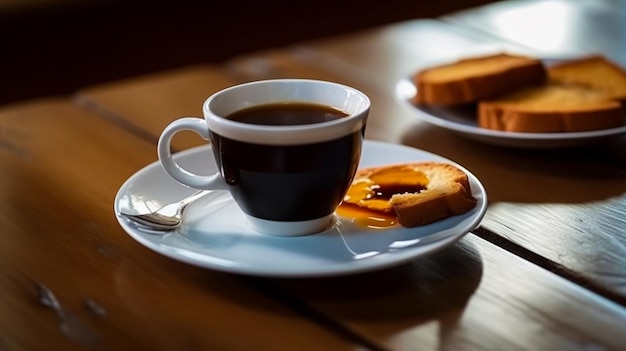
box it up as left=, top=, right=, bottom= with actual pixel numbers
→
left=290, top=19, right=542, bottom=88
left=225, top=47, right=626, bottom=304
left=74, top=65, right=244, bottom=151
left=0, top=99, right=364, bottom=351
left=265, top=235, right=626, bottom=351
left=3, top=2, right=625, bottom=350
left=442, top=0, right=626, bottom=65
left=74, top=46, right=626, bottom=349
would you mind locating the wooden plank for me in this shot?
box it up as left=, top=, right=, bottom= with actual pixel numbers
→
left=225, top=48, right=626, bottom=304
left=74, top=64, right=243, bottom=151
left=69, top=46, right=626, bottom=350
left=0, top=99, right=365, bottom=351
left=287, top=19, right=542, bottom=88
left=266, top=235, right=626, bottom=351
left=441, top=0, right=626, bottom=65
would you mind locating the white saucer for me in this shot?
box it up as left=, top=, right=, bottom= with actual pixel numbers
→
left=114, top=140, right=487, bottom=277
left=395, top=77, right=626, bottom=148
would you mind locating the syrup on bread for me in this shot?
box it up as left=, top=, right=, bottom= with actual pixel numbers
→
left=342, top=162, right=477, bottom=227
left=413, top=53, right=546, bottom=105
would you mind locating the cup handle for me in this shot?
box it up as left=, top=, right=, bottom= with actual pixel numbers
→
left=157, top=117, right=228, bottom=190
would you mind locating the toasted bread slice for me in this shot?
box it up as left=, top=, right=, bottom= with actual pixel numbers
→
left=548, top=55, right=626, bottom=102
left=478, top=84, right=625, bottom=132
left=343, top=162, right=477, bottom=227
left=413, top=53, right=546, bottom=105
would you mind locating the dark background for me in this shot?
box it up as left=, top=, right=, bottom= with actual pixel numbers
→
left=0, top=0, right=498, bottom=105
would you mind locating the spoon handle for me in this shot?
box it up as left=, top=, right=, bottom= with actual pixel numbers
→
left=178, top=190, right=213, bottom=211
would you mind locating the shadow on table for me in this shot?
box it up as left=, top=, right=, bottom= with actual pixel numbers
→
left=399, top=124, right=626, bottom=204
left=253, top=238, right=483, bottom=323
left=109, top=234, right=482, bottom=343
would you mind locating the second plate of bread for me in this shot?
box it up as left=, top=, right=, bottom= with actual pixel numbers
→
left=396, top=53, right=626, bottom=147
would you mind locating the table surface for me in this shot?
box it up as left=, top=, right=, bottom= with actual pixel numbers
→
left=2, top=0, right=625, bottom=350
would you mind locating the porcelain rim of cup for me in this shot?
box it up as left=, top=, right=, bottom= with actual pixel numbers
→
left=203, top=79, right=370, bottom=145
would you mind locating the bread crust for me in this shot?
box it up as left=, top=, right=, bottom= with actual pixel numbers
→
left=349, top=162, right=477, bottom=227
left=413, top=53, right=546, bottom=105
left=412, top=53, right=626, bottom=132
left=478, top=85, right=625, bottom=132
left=548, top=55, right=626, bottom=102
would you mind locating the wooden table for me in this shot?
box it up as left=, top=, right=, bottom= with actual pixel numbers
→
left=2, top=0, right=625, bottom=350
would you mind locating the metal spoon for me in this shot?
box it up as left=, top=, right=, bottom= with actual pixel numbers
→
left=119, top=190, right=212, bottom=231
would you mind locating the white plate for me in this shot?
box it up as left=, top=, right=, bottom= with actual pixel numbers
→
left=114, top=140, right=488, bottom=277
left=395, top=77, right=626, bottom=148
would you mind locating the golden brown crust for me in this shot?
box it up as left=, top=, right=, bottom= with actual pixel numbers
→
left=548, top=55, right=626, bottom=102
left=413, top=53, right=546, bottom=105
left=350, top=162, right=477, bottom=227
left=411, top=53, right=626, bottom=132
left=478, top=85, right=625, bottom=132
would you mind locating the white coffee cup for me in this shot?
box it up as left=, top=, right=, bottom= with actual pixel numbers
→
left=157, top=79, right=370, bottom=236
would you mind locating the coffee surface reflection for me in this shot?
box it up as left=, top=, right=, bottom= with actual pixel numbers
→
left=226, top=102, right=349, bottom=125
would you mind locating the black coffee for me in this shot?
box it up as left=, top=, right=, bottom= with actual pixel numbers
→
left=226, top=102, right=349, bottom=125
left=209, top=129, right=365, bottom=222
